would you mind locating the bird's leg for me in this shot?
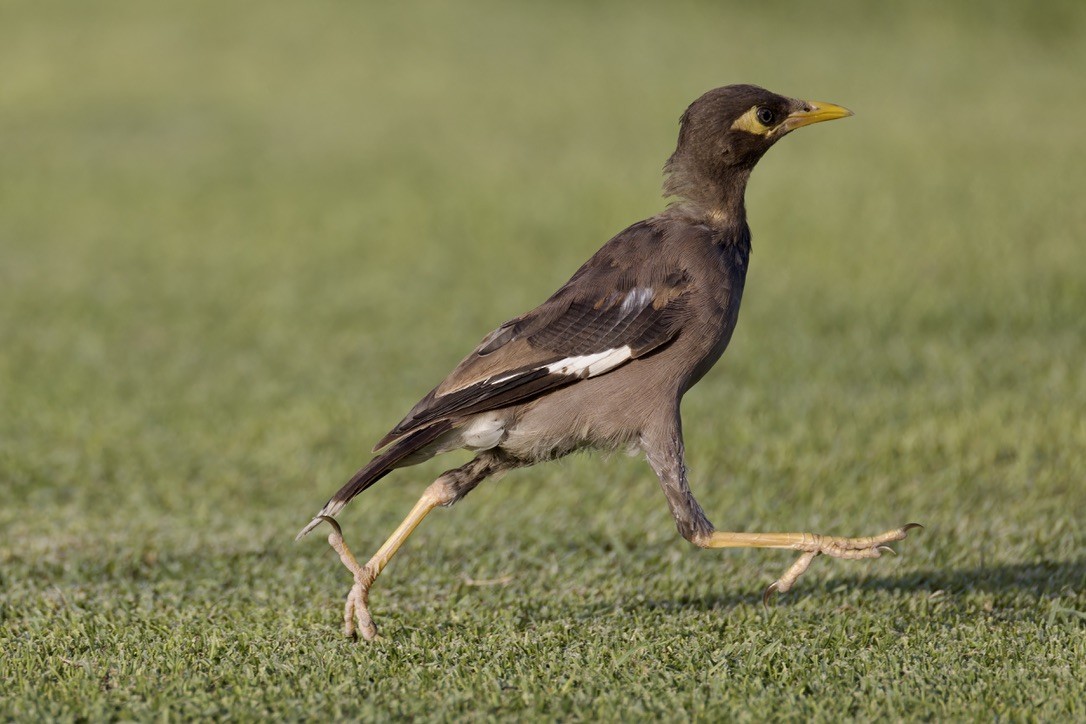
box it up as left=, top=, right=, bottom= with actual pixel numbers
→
left=641, top=420, right=920, bottom=604
left=317, top=485, right=446, bottom=640
left=311, top=453, right=507, bottom=640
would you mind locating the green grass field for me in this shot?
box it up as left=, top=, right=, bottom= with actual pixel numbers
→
left=2, top=0, right=1084, bottom=719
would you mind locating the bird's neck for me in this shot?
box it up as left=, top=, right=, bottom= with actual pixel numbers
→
left=662, top=162, right=751, bottom=231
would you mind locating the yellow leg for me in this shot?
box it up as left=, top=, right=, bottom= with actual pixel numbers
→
left=318, top=483, right=447, bottom=640
left=693, top=524, right=923, bottom=605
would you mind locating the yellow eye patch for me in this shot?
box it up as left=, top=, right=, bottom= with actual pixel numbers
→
left=730, top=105, right=773, bottom=135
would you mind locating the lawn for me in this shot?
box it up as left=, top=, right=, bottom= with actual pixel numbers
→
left=2, top=0, right=1084, bottom=719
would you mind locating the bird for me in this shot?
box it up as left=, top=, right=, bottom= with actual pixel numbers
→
left=297, top=84, right=920, bottom=641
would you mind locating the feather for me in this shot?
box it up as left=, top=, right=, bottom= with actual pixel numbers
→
left=371, top=223, right=694, bottom=451
left=296, top=419, right=456, bottom=538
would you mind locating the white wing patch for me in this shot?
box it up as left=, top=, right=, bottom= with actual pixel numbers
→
left=482, top=345, right=633, bottom=388
left=620, top=286, right=655, bottom=315
left=545, top=346, right=632, bottom=378
left=474, top=288, right=652, bottom=390
left=486, top=370, right=522, bottom=385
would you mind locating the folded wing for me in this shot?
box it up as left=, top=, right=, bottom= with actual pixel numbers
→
left=375, top=228, right=693, bottom=450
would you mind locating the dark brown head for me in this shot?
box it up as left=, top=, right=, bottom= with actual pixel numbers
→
left=664, top=84, right=852, bottom=217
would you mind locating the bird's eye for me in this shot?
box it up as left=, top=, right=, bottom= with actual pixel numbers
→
left=756, top=107, right=776, bottom=126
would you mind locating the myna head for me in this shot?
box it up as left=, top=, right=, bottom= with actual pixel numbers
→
left=664, top=84, right=852, bottom=214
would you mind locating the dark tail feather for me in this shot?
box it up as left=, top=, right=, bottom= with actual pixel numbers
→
left=295, top=420, right=454, bottom=539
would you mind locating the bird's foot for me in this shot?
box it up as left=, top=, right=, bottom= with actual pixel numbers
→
left=343, top=575, right=378, bottom=641
left=318, top=516, right=380, bottom=640
left=763, top=523, right=923, bottom=606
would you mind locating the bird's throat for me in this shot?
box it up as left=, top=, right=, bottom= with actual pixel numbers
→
left=663, top=158, right=751, bottom=229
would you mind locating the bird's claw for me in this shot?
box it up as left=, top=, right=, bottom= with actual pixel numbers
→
left=345, top=579, right=380, bottom=641
left=764, top=523, right=921, bottom=605
left=317, top=514, right=342, bottom=536
left=318, top=515, right=380, bottom=641
left=762, top=581, right=779, bottom=610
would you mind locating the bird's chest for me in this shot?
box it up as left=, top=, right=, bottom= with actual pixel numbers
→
left=681, top=240, right=750, bottom=392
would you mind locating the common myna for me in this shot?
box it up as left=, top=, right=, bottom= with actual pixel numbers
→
left=298, top=84, right=919, bottom=640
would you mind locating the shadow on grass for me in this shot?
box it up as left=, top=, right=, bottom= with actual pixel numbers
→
left=625, top=557, right=1086, bottom=615
left=820, top=557, right=1086, bottom=596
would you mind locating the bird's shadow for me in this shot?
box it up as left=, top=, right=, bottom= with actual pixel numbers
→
left=580, top=557, right=1086, bottom=617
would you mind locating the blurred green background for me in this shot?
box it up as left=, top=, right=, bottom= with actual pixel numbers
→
left=2, top=0, right=1084, bottom=719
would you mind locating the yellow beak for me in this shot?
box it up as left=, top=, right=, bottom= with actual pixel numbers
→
left=774, top=100, right=853, bottom=135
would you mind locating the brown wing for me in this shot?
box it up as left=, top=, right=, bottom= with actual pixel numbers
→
left=373, top=220, right=693, bottom=450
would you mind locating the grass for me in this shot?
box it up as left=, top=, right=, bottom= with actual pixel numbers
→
left=2, top=0, right=1085, bottom=719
